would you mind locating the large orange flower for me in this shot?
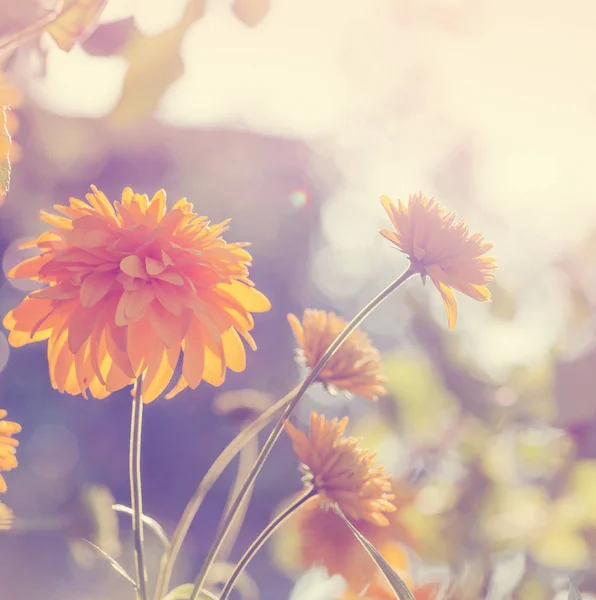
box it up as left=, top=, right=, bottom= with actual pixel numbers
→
left=3, top=186, right=270, bottom=402
left=380, top=193, right=496, bottom=329
left=288, top=309, right=388, bottom=401
left=285, top=412, right=396, bottom=525
left=0, top=409, right=21, bottom=493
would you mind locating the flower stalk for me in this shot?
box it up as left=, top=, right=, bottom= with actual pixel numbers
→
left=154, top=385, right=301, bottom=600
left=219, top=488, right=317, bottom=600
left=188, top=265, right=415, bottom=600
left=130, top=378, right=148, bottom=600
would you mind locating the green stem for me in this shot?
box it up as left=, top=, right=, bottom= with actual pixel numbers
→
left=154, top=384, right=301, bottom=600
left=130, top=378, right=148, bottom=600
left=219, top=489, right=317, bottom=600
left=188, top=266, right=415, bottom=600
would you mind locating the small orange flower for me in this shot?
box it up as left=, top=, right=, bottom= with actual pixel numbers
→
left=288, top=310, right=387, bottom=401
left=285, top=412, right=396, bottom=525
left=0, top=502, right=14, bottom=530
left=380, top=193, right=496, bottom=329
left=3, top=186, right=271, bottom=402
left=0, top=409, right=21, bottom=493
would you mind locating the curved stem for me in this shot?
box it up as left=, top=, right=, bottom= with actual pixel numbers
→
left=130, top=378, right=148, bottom=600
left=219, top=489, right=317, bottom=600
left=216, top=434, right=259, bottom=563
left=154, top=385, right=301, bottom=600
left=189, top=266, right=415, bottom=600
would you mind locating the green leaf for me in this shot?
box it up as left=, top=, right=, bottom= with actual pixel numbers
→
left=112, top=504, right=170, bottom=549
left=82, top=539, right=137, bottom=589
left=334, top=506, right=415, bottom=600
left=569, top=583, right=583, bottom=600
left=162, top=584, right=217, bottom=600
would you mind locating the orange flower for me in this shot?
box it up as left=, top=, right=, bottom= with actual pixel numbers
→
left=380, top=193, right=496, bottom=329
left=288, top=310, right=387, bottom=401
left=3, top=186, right=271, bottom=402
left=0, top=502, right=14, bottom=530
left=285, top=412, right=396, bottom=525
left=0, top=409, right=21, bottom=493
left=341, top=543, right=446, bottom=600
left=293, top=485, right=418, bottom=593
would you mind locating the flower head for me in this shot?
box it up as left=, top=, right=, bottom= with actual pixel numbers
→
left=0, top=409, right=21, bottom=493
left=380, top=193, right=496, bottom=329
left=288, top=310, right=387, bottom=401
left=3, top=186, right=270, bottom=402
left=285, top=412, right=396, bottom=525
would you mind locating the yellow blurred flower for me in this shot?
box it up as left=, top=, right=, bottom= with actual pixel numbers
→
left=0, top=409, right=21, bottom=493
left=0, top=502, right=14, bottom=530
left=380, top=193, right=496, bottom=329
left=3, top=186, right=270, bottom=402
left=287, top=309, right=388, bottom=400
left=285, top=412, right=396, bottom=526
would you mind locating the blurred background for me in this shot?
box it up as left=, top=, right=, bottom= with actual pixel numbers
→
left=1, top=0, right=596, bottom=599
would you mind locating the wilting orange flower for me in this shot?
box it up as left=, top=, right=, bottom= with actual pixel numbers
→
left=3, top=186, right=270, bottom=402
left=0, top=502, right=14, bottom=530
left=285, top=412, right=396, bottom=526
left=0, top=409, right=21, bottom=493
left=293, top=483, right=418, bottom=593
left=341, top=542, right=448, bottom=600
left=288, top=310, right=387, bottom=401
left=0, top=69, right=22, bottom=204
left=380, top=193, right=496, bottom=329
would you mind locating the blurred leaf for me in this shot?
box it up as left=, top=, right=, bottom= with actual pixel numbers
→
left=45, top=0, right=108, bottom=51
left=383, top=351, right=458, bottom=442
left=334, top=506, right=415, bottom=600
left=82, top=540, right=136, bottom=589
left=0, top=105, right=11, bottom=205
left=569, top=583, right=583, bottom=600
left=568, top=461, right=596, bottom=522
left=81, top=17, right=136, bottom=56
left=489, top=281, right=518, bottom=321
left=232, top=0, right=271, bottom=27
left=108, top=0, right=205, bottom=129
left=112, top=504, right=170, bottom=549
left=162, top=584, right=217, bottom=600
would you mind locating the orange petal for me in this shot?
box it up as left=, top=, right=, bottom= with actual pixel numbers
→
left=221, top=327, right=246, bottom=373
left=182, top=319, right=205, bottom=389
left=80, top=271, right=115, bottom=307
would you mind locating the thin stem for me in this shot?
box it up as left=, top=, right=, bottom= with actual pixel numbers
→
left=0, top=0, right=64, bottom=56
left=219, top=489, right=317, bottom=600
left=130, top=378, right=148, bottom=600
left=154, top=384, right=301, bottom=600
left=189, top=266, right=415, bottom=600
left=216, top=434, right=259, bottom=563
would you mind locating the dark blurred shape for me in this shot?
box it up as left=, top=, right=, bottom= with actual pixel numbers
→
left=108, top=0, right=206, bottom=130
left=81, top=17, right=136, bottom=56
left=232, top=0, right=271, bottom=27
left=212, top=389, right=273, bottom=427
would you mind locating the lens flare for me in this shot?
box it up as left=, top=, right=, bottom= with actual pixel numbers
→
left=289, top=189, right=310, bottom=209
